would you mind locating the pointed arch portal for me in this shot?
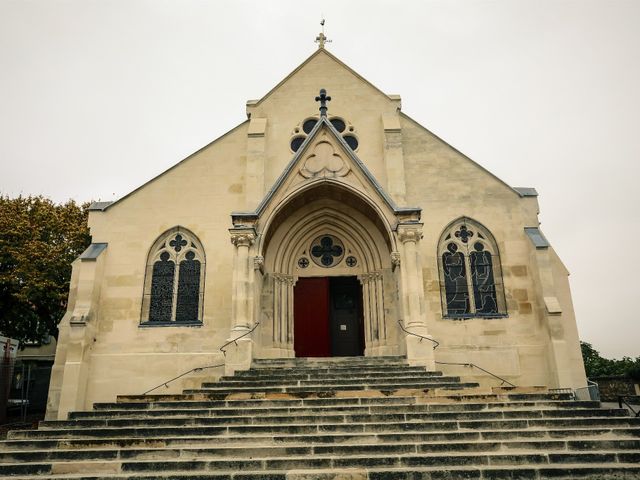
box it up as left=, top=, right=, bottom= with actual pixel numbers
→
left=260, top=184, right=393, bottom=357
left=226, top=115, right=435, bottom=372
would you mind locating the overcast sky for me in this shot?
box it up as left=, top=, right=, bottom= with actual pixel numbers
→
left=1, top=1, right=638, bottom=358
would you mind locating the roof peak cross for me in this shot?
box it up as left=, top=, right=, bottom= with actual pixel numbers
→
left=315, top=89, right=331, bottom=117
left=315, top=18, right=331, bottom=49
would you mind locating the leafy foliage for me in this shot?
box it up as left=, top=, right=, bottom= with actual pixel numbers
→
left=581, top=341, right=640, bottom=381
left=0, top=196, right=91, bottom=345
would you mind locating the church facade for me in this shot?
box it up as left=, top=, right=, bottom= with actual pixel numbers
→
left=46, top=46, right=587, bottom=420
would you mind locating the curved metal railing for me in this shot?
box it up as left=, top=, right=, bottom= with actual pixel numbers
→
left=397, top=319, right=440, bottom=349
left=219, top=322, right=261, bottom=357
left=434, top=360, right=516, bottom=388
left=618, top=395, right=640, bottom=417
left=398, top=319, right=516, bottom=388
left=142, top=322, right=260, bottom=395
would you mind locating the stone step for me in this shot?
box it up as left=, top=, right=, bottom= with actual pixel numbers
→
left=3, top=465, right=640, bottom=480
left=208, top=375, right=460, bottom=387
left=94, top=395, right=580, bottom=414
left=252, top=356, right=407, bottom=365
left=39, top=407, right=630, bottom=430
left=2, top=451, right=640, bottom=476
left=232, top=368, right=440, bottom=379
left=241, top=366, right=432, bottom=375
left=3, top=438, right=640, bottom=463
left=187, top=380, right=479, bottom=393
left=69, top=400, right=603, bottom=420
left=4, top=426, right=640, bottom=452
left=112, top=391, right=575, bottom=405
left=9, top=415, right=640, bottom=440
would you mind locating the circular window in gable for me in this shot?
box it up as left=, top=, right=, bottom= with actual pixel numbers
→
left=330, top=118, right=346, bottom=133
left=290, top=116, right=358, bottom=153
left=290, top=136, right=305, bottom=152
left=343, top=135, right=358, bottom=151
left=302, top=119, right=317, bottom=134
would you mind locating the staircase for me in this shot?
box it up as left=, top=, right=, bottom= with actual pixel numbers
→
left=1, top=356, right=639, bottom=479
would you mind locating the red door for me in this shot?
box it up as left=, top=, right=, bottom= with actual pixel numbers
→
left=294, top=277, right=330, bottom=357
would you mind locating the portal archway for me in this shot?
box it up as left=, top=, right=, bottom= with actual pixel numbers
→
left=259, top=185, right=396, bottom=358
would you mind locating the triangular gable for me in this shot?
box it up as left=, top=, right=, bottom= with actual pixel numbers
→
left=250, top=48, right=395, bottom=107
left=232, top=117, right=421, bottom=228
left=400, top=112, right=525, bottom=198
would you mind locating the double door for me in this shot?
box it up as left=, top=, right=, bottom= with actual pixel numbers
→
left=293, top=276, right=364, bottom=357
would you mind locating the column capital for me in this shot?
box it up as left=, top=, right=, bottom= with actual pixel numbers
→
left=397, top=223, right=423, bottom=243
left=229, top=227, right=256, bottom=247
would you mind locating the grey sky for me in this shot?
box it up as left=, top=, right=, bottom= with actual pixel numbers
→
left=1, top=1, right=638, bottom=358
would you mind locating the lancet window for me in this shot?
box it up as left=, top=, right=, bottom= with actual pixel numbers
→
left=141, top=228, right=205, bottom=325
left=437, top=218, right=506, bottom=318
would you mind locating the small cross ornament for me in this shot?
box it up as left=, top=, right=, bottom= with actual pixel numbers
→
left=315, top=89, right=331, bottom=117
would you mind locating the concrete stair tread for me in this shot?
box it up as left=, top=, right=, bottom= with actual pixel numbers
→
left=90, top=399, right=596, bottom=414
left=5, top=425, right=640, bottom=443
left=3, top=438, right=640, bottom=458
left=68, top=406, right=612, bottom=420
left=183, top=384, right=481, bottom=394
left=113, top=392, right=574, bottom=404
left=27, top=414, right=640, bottom=431
left=2, top=452, right=640, bottom=479
left=2, top=449, right=639, bottom=464
left=39, top=409, right=631, bottom=429
left=3, top=356, right=639, bottom=479
left=10, top=420, right=640, bottom=442
left=3, top=465, right=640, bottom=480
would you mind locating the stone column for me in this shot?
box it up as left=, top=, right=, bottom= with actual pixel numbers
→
left=226, top=227, right=256, bottom=375
left=397, top=223, right=436, bottom=370
left=374, top=272, right=386, bottom=343
left=359, top=274, right=374, bottom=354
left=272, top=274, right=295, bottom=357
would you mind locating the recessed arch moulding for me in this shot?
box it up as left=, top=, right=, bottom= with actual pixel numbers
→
left=225, top=181, right=437, bottom=374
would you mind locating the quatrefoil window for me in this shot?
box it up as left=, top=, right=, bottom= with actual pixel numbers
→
left=310, top=235, right=345, bottom=267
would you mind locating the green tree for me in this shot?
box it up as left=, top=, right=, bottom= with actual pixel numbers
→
left=0, top=195, right=91, bottom=344
left=581, top=341, right=640, bottom=380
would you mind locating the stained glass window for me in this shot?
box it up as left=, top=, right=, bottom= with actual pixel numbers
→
left=149, top=252, right=175, bottom=322
left=290, top=117, right=358, bottom=152
left=310, top=235, right=345, bottom=267
left=330, top=118, right=346, bottom=133
left=343, top=135, right=358, bottom=151
left=143, top=228, right=205, bottom=325
left=302, top=119, right=317, bottom=134
left=470, top=242, right=498, bottom=314
left=290, top=136, right=305, bottom=152
left=438, top=218, right=505, bottom=318
left=442, top=243, right=470, bottom=315
left=176, top=251, right=201, bottom=322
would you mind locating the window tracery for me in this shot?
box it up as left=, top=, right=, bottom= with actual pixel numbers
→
left=141, top=228, right=205, bottom=325
left=438, top=218, right=506, bottom=318
left=290, top=116, right=358, bottom=152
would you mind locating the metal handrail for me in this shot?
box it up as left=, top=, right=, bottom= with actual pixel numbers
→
left=142, top=322, right=260, bottom=395
left=220, top=322, right=261, bottom=356
left=434, top=360, right=517, bottom=388
left=398, top=319, right=516, bottom=388
left=142, top=363, right=225, bottom=395
left=618, top=395, right=640, bottom=417
left=575, top=379, right=600, bottom=401
left=397, top=320, right=440, bottom=349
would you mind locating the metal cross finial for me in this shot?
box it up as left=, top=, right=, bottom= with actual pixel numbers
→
left=315, top=88, right=331, bottom=117
left=315, top=18, right=331, bottom=48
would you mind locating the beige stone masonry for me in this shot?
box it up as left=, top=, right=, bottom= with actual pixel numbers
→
left=46, top=46, right=588, bottom=419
